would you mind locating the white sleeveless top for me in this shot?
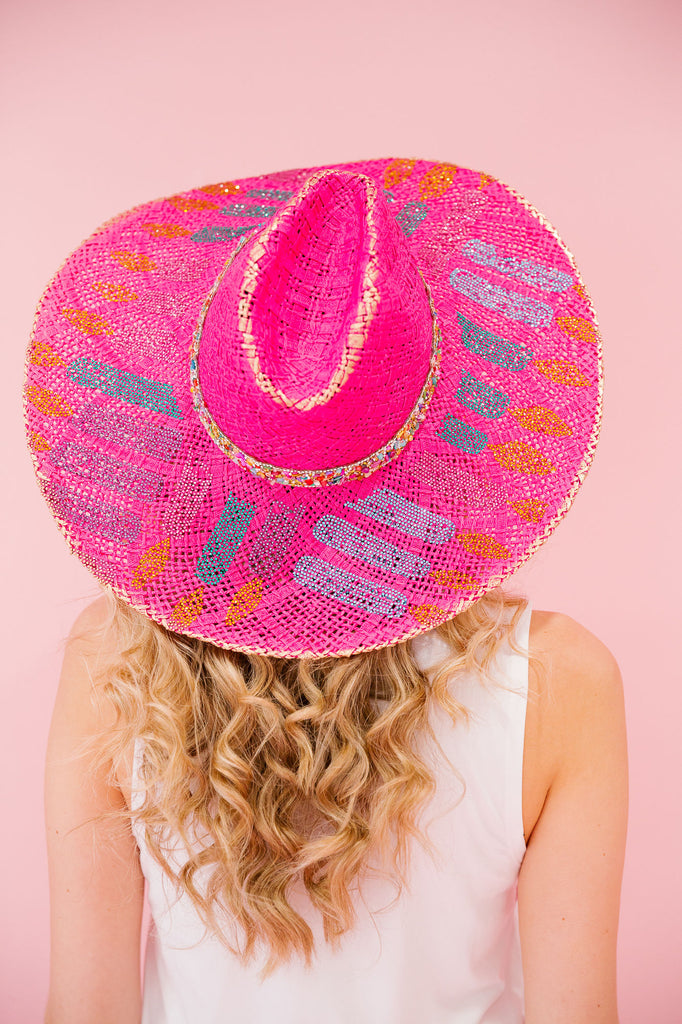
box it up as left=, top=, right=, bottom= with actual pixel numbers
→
left=132, top=600, right=531, bottom=1023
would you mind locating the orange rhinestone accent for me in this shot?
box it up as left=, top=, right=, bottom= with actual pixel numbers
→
left=509, top=498, right=548, bottom=523
left=131, top=538, right=170, bottom=588
left=110, top=251, right=157, bottom=271
left=169, top=586, right=204, bottom=630
left=383, top=159, right=415, bottom=190
left=410, top=603, right=446, bottom=627
left=533, top=359, right=591, bottom=387
left=26, top=384, right=73, bottom=416
left=489, top=441, right=556, bottom=476
left=419, top=163, right=458, bottom=200
left=140, top=222, right=191, bottom=239
left=509, top=405, right=572, bottom=437
left=557, top=315, right=598, bottom=345
left=92, top=281, right=138, bottom=301
left=456, top=533, right=511, bottom=559
left=478, top=172, right=496, bottom=189
left=225, top=578, right=263, bottom=627
left=429, top=568, right=480, bottom=589
left=199, top=181, right=241, bottom=196
left=29, top=431, right=51, bottom=451
left=167, top=194, right=219, bottom=213
left=61, top=307, right=112, bottom=335
left=29, top=340, right=65, bottom=366
left=572, top=281, right=588, bottom=301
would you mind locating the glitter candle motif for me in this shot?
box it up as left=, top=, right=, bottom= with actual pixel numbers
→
left=155, top=255, right=215, bottom=281
left=245, top=188, right=293, bottom=201
left=48, top=440, right=165, bottom=501
left=345, top=488, right=457, bottom=544
left=162, top=462, right=211, bottom=538
left=456, top=313, right=534, bottom=372
left=436, top=416, right=488, bottom=453
left=195, top=494, right=257, bottom=585
left=249, top=503, right=305, bottom=580
left=293, top=556, right=407, bottom=619
left=74, top=404, right=183, bottom=460
left=418, top=191, right=486, bottom=272
left=191, top=224, right=261, bottom=244
left=47, top=480, right=140, bottom=542
left=456, top=370, right=510, bottom=419
left=137, top=292, right=194, bottom=316
left=462, top=239, right=573, bottom=292
left=404, top=452, right=508, bottom=510
left=67, top=357, right=182, bottom=418
left=450, top=269, right=553, bottom=327
left=395, top=201, right=429, bottom=237
left=221, top=203, right=277, bottom=218
left=313, top=514, right=431, bottom=579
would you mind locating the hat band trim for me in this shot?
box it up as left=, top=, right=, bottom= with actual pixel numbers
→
left=188, top=236, right=443, bottom=488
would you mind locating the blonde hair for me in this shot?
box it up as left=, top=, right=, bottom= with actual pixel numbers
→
left=76, top=585, right=544, bottom=981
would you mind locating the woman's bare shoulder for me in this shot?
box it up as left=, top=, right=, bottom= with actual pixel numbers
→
left=50, top=595, right=117, bottom=735
left=529, top=607, right=620, bottom=665
left=67, top=593, right=112, bottom=643
left=528, top=607, right=625, bottom=787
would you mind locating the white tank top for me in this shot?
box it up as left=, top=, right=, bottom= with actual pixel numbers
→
left=132, top=600, right=531, bottom=1023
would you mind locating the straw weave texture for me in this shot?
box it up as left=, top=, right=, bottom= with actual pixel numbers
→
left=22, top=157, right=603, bottom=657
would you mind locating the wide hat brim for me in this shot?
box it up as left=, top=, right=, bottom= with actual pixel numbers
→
left=23, top=157, right=603, bottom=658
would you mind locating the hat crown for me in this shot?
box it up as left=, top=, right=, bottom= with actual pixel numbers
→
left=194, top=169, right=436, bottom=475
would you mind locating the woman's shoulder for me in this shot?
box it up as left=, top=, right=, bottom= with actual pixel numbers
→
left=51, top=594, right=119, bottom=742
left=69, top=593, right=112, bottom=640
left=60, top=594, right=138, bottom=809
left=528, top=607, right=625, bottom=792
left=528, top=607, right=623, bottom=704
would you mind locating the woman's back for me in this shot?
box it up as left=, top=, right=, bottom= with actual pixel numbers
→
left=113, top=609, right=572, bottom=860
left=123, top=600, right=534, bottom=1023
left=107, top=599, right=622, bottom=1024
left=45, top=596, right=626, bottom=1023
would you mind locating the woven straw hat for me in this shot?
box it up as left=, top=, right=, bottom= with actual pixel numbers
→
left=22, top=157, right=603, bottom=657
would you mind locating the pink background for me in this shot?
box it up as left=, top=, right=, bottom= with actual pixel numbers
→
left=2, top=0, right=680, bottom=1019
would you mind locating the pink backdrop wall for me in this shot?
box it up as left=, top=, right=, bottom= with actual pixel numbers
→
left=2, top=0, right=680, bottom=1019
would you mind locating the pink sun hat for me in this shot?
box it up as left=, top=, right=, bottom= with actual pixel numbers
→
left=22, top=157, right=603, bottom=657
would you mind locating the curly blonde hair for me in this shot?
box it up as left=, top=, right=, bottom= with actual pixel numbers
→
left=74, top=584, right=543, bottom=981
